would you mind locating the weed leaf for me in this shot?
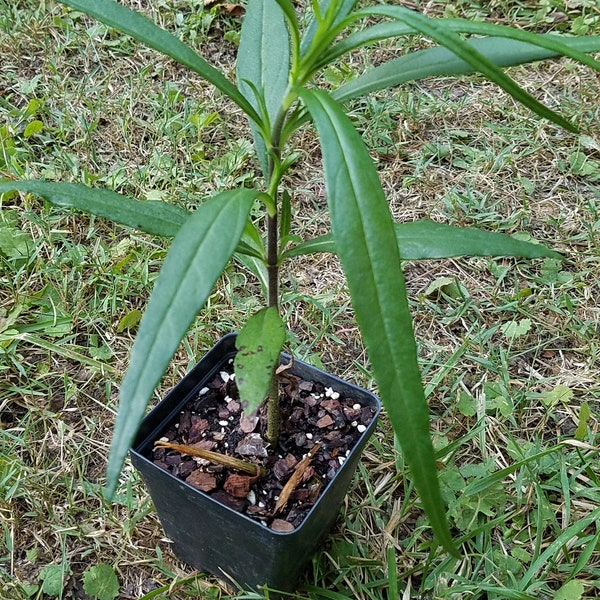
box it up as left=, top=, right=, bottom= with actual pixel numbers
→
left=39, top=565, right=66, bottom=597
left=83, top=564, right=120, bottom=600
left=299, top=87, right=456, bottom=555
left=105, top=190, right=259, bottom=497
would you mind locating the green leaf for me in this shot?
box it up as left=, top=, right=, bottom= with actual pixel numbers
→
left=83, top=564, right=120, bottom=600
left=105, top=189, right=259, bottom=497
left=284, top=220, right=562, bottom=260
left=424, top=276, right=464, bottom=300
left=279, top=189, right=292, bottom=245
left=238, top=0, right=290, bottom=119
left=301, top=0, right=358, bottom=55
left=342, top=6, right=582, bottom=131
left=541, top=384, right=574, bottom=409
left=0, top=224, right=33, bottom=260
left=39, top=564, right=66, bottom=597
left=335, top=32, right=599, bottom=132
left=237, top=0, right=290, bottom=175
left=575, top=402, right=591, bottom=442
left=501, top=318, right=532, bottom=339
left=299, top=87, right=457, bottom=555
left=116, top=309, right=142, bottom=332
left=58, top=0, right=259, bottom=123
left=282, top=234, right=336, bottom=258
left=457, top=391, right=477, bottom=417
left=0, top=181, right=189, bottom=237
left=234, top=307, right=286, bottom=414
left=392, top=221, right=563, bottom=260
left=24, top=120, right=43, bottom=138
left=325, top=18, right=600, bottom=72
left=555, top=580, right=584, bottom=600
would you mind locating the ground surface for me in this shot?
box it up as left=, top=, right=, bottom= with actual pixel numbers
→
left=1, top=1, right=600, bottom=599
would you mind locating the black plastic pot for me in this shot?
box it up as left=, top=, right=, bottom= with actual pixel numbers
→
left=130, top=333, right=381, bottom=594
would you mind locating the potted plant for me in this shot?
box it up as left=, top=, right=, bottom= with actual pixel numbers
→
left=1, top=0, right=599, bottom=594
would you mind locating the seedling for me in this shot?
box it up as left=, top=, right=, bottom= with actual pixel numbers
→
left=2, top=0, right=599, bottom=552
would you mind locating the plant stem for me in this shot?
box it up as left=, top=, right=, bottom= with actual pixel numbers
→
left=265, top=371, right=280, bottom=445
left=264, top=204, right=280, bottom=446
left=267, top=212, right=278, bottom=308
left=263, top=95, right=296, bottom=446
left=264, top=154, right=280, bottom=445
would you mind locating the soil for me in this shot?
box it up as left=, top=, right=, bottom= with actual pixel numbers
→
left=147, top=358, right=376, bottom=531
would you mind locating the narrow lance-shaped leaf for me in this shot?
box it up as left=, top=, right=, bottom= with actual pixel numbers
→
left=300, top=0, right=358, bottom=55
left=334, top=35, right=600, bottom=105
left=0, top=181, right=189, bottom=237
left=234, top=307, right=286, bottom=414
left=58, top=0, right=260, bottom=124
left=299, top=88, right=457, bottom=555
left=237, top=0, right=291, bottom=175
left=354, top=5, right=578, bottom=131
left=105, top=189, right=259, bottom=497
left=283, top=220, right=563, bottom=261
left=323, top=17, right=600, bottom=71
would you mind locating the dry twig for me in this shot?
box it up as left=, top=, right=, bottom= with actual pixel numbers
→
left=154, top=440, right=265, bottom=477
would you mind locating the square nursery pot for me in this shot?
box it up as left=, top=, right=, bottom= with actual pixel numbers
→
left=130, top=333, right=381, bottom=594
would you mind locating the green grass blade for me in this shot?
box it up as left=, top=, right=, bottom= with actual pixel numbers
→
left=334, top=35, right=600, bottom=105
left=105, top=189, right=259, bottom=497
left=58, top=0, right=259, bottom=123
left=299, top=88, right=457, bottom=556
left=284, top=220, right=562, bottom=260
left=519, top=506, right=600, bottom=590
left=234, top=307, right=286, bottom=414
left=464, top=441, right=600, bottom=497
left=0, top=181, right=189, bottom=237
left=237, top=0, right=291, bottom=175
left=13, top=333, right=117, bottom=375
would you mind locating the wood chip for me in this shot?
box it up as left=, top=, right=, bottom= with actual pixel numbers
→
left=224, top=474, right=254, bottom=498
left=273, top=454, right=298, bottom=480
left=186, top=470, right=217, bottom=492
left=187, top=416, right=209, bottom=443
left=316, top=415, right=334, bottom=428
left=270, top=519, right=295, bottom=533
left=239, top=412, right=259, bottom=433
left=274, top=443, right=321, bottom=515
left=236, top=433, right=268, bottom=457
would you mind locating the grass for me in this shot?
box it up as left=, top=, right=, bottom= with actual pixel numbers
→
left=1, top=0, right=600, bottom=598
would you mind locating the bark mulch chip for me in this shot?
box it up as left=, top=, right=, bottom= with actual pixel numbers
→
left=149, top=361, right=375, bottom=530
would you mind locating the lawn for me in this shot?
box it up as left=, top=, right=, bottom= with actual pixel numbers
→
left=1, top=1, right=600, bottom=598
